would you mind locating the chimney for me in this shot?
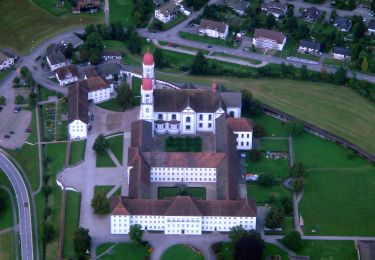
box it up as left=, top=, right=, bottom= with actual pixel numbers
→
left=211, top=82, right=217, bottom=93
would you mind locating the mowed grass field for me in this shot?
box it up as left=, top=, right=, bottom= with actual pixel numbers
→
left=0, top=0, right=102, bottom=53
left=109, top=0, right=134, bottom=26
left=157, top=74, right=375, bottom=155
left=0, top=232, right=16, bottom=260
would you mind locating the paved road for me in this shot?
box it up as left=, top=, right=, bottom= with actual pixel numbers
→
left=0, top=154, right=33, bottom=260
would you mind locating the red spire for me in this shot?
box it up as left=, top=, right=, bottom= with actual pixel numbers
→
left=143, top=50, right=154, bottom=65
left=142, top=78, right=153, bottom=91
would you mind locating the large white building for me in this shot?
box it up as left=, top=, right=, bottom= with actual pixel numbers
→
left=46, top=53, right=66, bottom=71
left=55, top=64, right=79, bottom=86
left=155, top=1, right=179, bottom=23
left=199, top=19, right=229, bottom=40
left=68, top=84, right=88, bottom=140
left=227, top=117, right=253, bottom=150
left=80, top=76, right=113, bottom=104
left=252, top=28, right=286, bottom=51
left=111, top=196, right=256, bottom=235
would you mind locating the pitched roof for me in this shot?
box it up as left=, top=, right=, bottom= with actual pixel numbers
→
left=368, top=19, right=375, bottom=30
left=60, top=34, right=84, bottom=47
left=220, top=92, right=242, bottom=108
left=299, top=40, right=321, bottom=51
left=157, top=0, right=178, bottom=16
left=253, top=28, right=286, bottom=44
left=332, top=46, right=351, bottom=56
left=333, top=16, right=352, bottom=31
left=111, top=196, right=257, bottom=217
left=78, top=76, right=110, bottom=92
left=226, top=117, right=253, bottom=132
left=96, top=62, right=122, bottom=77
left=0, top=49, right=16, bottom=63
left=68, top=84, right=88, bottom=124
left=266, top=1, right=287, bottom=10
left=47, top=53, right=66, bottom=65
left=199, top=19, right=228, bottom=34
left=303, top=7, right=320, bottom=21
left=154, top=89, right=223, bottom=113
left=55, top=64, right=78, bottom=80
left=82, top=66, right=98, bottom=78
left=225, top=0, right=250, bottom=12
left=102, top=49, right=122, bottom=57
left=142, top=152, right=225, bottom=168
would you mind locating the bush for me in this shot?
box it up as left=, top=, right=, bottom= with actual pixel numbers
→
left=253, top=124, right=266, bottom=138
left=293, top=178, right=304, bottom=192
left=286, top=119, right=304, bottom=136
left=281, top=197, right=293, bottom=215
left=281, top=231, right=302, bottom=251
left=265, top=207, right=284, bottom=229
left=258, top=172, right=274, bottom=186
left=249, top=149, right=261, bottom=162
left=211, top=242, right=222, bottom=254
left=91, top=191, right=110, bottom=214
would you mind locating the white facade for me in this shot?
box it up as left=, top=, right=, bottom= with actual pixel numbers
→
left=199, top=26, right=229, bottom=40
left=88, top=88, right=111, bottom=104
left=68, top=120, right=87, bottom=139
left=234, top=131, right=253, bottom=150
left=56, top=73, right=78, bottom=86
left=332, top=53, right=350, bottom=60
left=46, top=56, right=65, bottom=71
left=155, top=9, right=174, bottom=23
left=252, top=37, right=286, bottom=51
left=0, top=57, right=15, bottom=71
left=102, top=55, right=121, bottom=61
left=111, top=215, right=256, bottom=235
left=227, top=107, right=241, bottom=118
left=298, top=46, right=320, bottom=55
left=150, top=167, right=217, bottom=183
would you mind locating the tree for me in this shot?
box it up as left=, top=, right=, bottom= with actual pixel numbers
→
left=371, top=0, right=375, bottom=12
left=293, top=178, right=304, bottom=192
left=265, top=207, right=284, bottom=229
left=74, top=228, right=91, bottom=258
left=249, top=149, right=261, bottom=162
left=29, top=92, right=37, bottom=107
left=281, top=196, right=293, bottom=215
left=116, top=82, right=133, bottom=109
left=0, top=190, right=7, bottom=213
left=64, top=43, right=74, bottom=59
left=332, top=67, right=347, bottom=85
left=42, top=185, right=52, bottom=197
left=253, top=124, right=266, bottom=138
left=191, top=51, right=208, bottom=74
left=20, top=66, right=29, bottom=78
left=258, top=172, right=274, bottom=186
left=266, top=14, right=276, bottom=28
left=299, top=65, right=308, bottom=80
left=91, top=191, right=110, bottom=214
left=241, top=90, right=262, bottom=116
left=361, top=57, right=368, bottom=72
left=89, top=53, right=101, bottom=65
left=0, top=96, right=6, bottom=105
left=129, top=224, right=144, bottom=244
left=42, top=221, right=55, bottom=244
left=15, top=94, right=25, bottom=104
left=13, top=77, right=20, bottom=86
left=353, top=19, right=366, bottom=39
left=286, top=119, right=304, bottom=135
left=234, top=232, right=265, bottom=260
left=229, top=225, right=249, bottom=243
left=92, top=134, right=109, bottom=154
left=281, top=231, right=302, bottom=251
left=154, top=48, right=165, bottom=68
left=291, top=162, right=305, bottom=178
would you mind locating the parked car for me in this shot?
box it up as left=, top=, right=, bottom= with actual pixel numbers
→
left=91, top=114, right=94, bottom=121
left=13, top=107, right=21, bottom=113
left=9, top=131, right=15, bottom=134
left=88, top=125, right=92, bottom=131
left=25, top=128, right=32, bottom=133
left=4, top=134, right=10, bottom=138
left=24, top=202, right=28, bottom=207
left=0, top=106, right=3, bottom=112
left=207, top=45, right=213, bottom=48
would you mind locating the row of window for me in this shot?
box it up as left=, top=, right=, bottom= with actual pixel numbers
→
left=150, top=177, right=215, bottom=182
left=151, top=171, right=214, bottom=175
left=236, top=141, right=250, bottom=146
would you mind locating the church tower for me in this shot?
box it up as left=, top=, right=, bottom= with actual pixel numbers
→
left=140, top=50, right=154, bottom=122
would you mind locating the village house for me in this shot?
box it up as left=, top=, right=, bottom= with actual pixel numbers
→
left=155, top=0, right=179, bottom=23
left=96, top=62, right=125, bottom=82
left=261, top=1, right=287, bottom=18
left=46, top=53, right=66, bottom=71
left=0, top=50, right=17, bottom=71
left=60, top=34, right=84, bottom=48
left=73, top=0, right=101, bottom=13
left=252, top=28, right=286, bottom=51
left=55, top=64, right=79, bottom=86
left=226, top=117, right=253, bottom=150
left=225, top=0, right=250, bottom=15
left=82, top=66, right=98, bottom=79
left=333, top=16, right=352, bottom=32
left=199, top=19, right=229, bottom=40
left=303, top=7, right=321, bottom=22
left=331, top=46, right=352, bottom=60
left=68, top=84, right=88, bottom=140
left=81, top=76, right=112, bottom=103
left=298, top=40, right=321, bottom=55
left=101, top=50, right=122, bottom=61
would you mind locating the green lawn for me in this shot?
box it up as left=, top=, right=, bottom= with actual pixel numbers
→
left=297, top=240, right=357, bottom=260
left=94, top=186, right=115, bottom=196
left=161, top=244, right=204, bottom=260
left=107, top=135, right=124, bottom=165
left=158, top=187, right=206, bottom=200
left=96, top=242, right=150, bottom=260
left=96, top=152, right=116, bottom=167
left=220, top=242, right=288, bottom=260
left=247, top=184, right=290, bottom=205
left=109, top=0, right=134, bottom=26
left=0, top=232, right=16, bottom=260
left=7, top=144, right=39, bottom=191
left=27, top=108, right=38, bottom=144
left=33, top=0, right=73, bottom=16
left=275, top=39, right=320, bottom=62
left=211, top=52, right=261, bottom=65
left=69, top=140, right=86, bottom=165
left=179, top=31, right=238, bottom=48
left=260, top=139, right=289, bottom=152
left=324, top=58, right=353, bottom=68
left=0, top=0, right=102, bottom=54
left=0, top=188, right=14, bottom=230
left=247, top=154, right=290, bottom=180
left=97, top=98, right=125, bottom=112
left=165, top=136, right=202, bottom=152
left=282, top=217, right=294, bottom=234
left=62, top=191, right=81, bottom=259
left=252, top=114, right=289, bottom=137
left=155, top=75, right=375, bottom=155
left=103, top=40, right=141, bottom=66
left=39, top=86, right=61, bottom=101
left=295, top=133, right=375, bottom=236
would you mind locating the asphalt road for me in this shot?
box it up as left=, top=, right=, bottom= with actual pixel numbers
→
left=0, top=154, right=33, bottom=260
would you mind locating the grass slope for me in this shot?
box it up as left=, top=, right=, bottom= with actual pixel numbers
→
left=0, top=0, right=102, bottom=53
left=0, top=189, right=13, bottom=230
left=63, top=191, right=81, bottom=259
left=97, top=98, right=125, bottom=112
left=109, top=0, right=133, bottom=26
left=156, top=75, right=375, bottom=155
left=295, top=133, right=375, bottom=236
left=0, top=232, right=16, bottom=260
left=220, top=242, right=289, bottom=260
left=161, top=244, right=205, bottom=260
left=69, top=140, right=86, bottom=165
left=298, top=240, right=357, bottom=260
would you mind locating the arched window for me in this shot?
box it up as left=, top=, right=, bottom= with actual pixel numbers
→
left=186, top=117, right=191, bottom=122
left=229, top=111, right=234, bottom=117
left=158, top=114, right=163, bottom=120
left=172, top=114, right=176, bottom=120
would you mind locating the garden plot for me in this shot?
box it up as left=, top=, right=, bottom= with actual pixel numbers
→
left=41, top=100, right=68, bottom=141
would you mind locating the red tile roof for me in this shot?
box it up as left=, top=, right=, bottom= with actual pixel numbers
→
left=253, top=28, right=286, bottom=44
left=226, top=117, right=253, bottom=132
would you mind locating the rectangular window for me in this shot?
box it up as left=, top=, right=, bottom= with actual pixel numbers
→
left=186, top=125, right=191, bottom=130
left=199, top=114, right=203, bottom=120
left=199, top=123, right=203, bottom=128
left=208, top=115, right=212, bottom=120
left=208, top=123, right=212, bottom=128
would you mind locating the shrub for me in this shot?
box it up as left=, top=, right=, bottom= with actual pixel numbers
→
left=281, top=231, right=302, bottom=251
left=265, top=207, right=285, bottom=229
left=253, top=124, right=266, bottom=138
left=249, top=149, right=261, bottom=162
left=258, top=172, right=274, bottom=186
